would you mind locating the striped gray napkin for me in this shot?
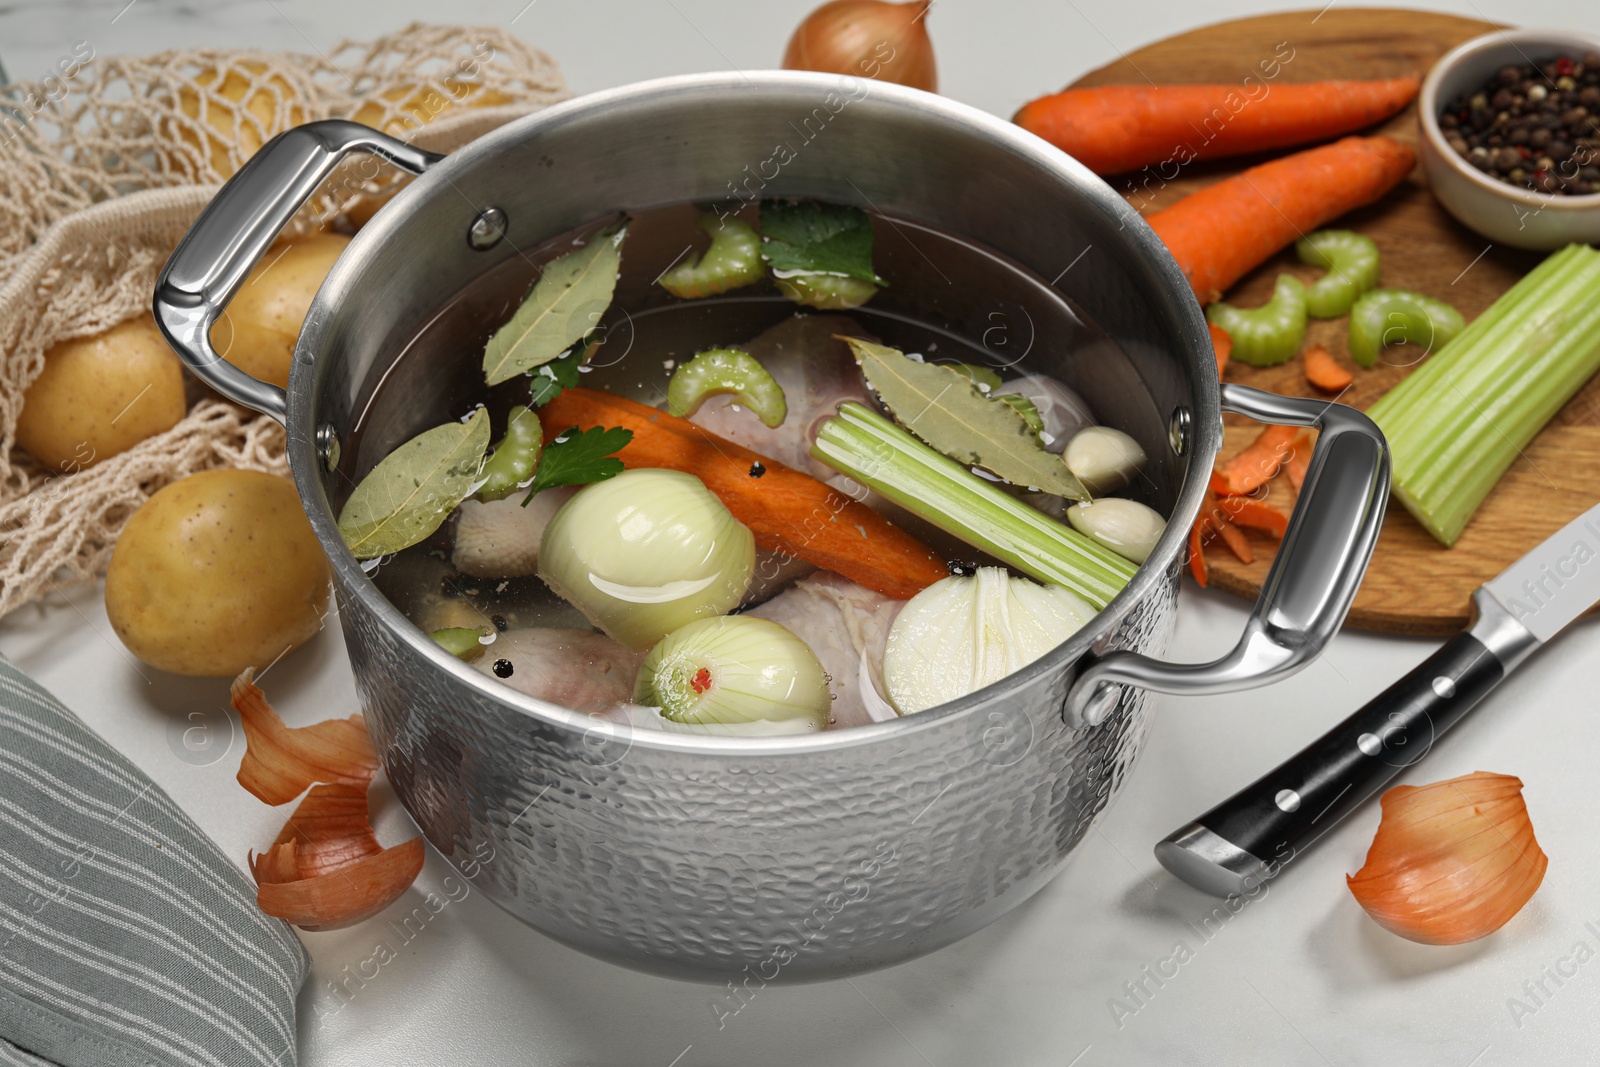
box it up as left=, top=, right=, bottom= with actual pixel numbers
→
left=0, top=656, right=309, bottom=1067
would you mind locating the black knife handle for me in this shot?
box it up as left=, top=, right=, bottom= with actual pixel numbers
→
left=1157, top=631, right=1507, bottom=896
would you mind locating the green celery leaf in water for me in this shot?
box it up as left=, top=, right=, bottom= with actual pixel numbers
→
left=758, top=200, right=886, bottom=285
left=844, top=338, right=1089, bottom=501
left=482, top=219, right=628, bottom=386
left=338, top=408, right=491, bottom=559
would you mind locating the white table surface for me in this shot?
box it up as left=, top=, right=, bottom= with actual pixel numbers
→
left=4, top=1, right=1599, bottom=1064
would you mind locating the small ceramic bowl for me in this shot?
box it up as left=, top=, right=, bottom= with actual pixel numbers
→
left=1418, top=28, right=1600, bottom=250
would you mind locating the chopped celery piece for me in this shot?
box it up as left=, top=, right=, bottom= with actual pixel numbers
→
left=1366, top=244, right=1600, bottom=546
left=1204, top=274, right=1307, bottom=366
left=1295, top=229, right=1381, bottom=318
left=1346, top=288, right=1465, bottom=368
left=775, top=273, right=879, bottom=309
left=476, top=405, right=542, bottom=502
left=430, top=626, right=488, bottom=661
left=659, top=215, right=764, bottom=299
left=811, top=402, right=1137, bottom=608
left=665, top=347, right=787, bottom=427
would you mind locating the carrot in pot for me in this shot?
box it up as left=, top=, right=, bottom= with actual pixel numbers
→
left=1209, top=321, right=1232, bottom=377
left=1013, top=77, right=1420, bottom=176
left=1147, top=136, right=1416, bottom=305
left=1303, top=343, right=1355, bottom=392
left=539, top=388, right=949, bottom=600
left=1213, top=423, right=1302, bottom=496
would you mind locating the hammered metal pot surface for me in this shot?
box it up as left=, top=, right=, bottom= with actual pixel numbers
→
left=284, top=72, right=1218, bottom=981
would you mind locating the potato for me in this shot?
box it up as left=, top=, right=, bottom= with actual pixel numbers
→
left=105, top=469, right=331, bottom=677
left=209, top=233, right=349, bottom=388
left=341, top=83, right=513, bottom=228
left=16, top=315, right=187, bottom=473
left=173, top=60, right=308, bottom=178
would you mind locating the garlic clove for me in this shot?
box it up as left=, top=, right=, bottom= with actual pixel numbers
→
left=1347, top=770, right=1547, bottom=945
left=882, top=567, right=1094, bottom=715
left=1067, top=497, right=1166, bottom=564
left=1064, top=426, right=1147, bottom=496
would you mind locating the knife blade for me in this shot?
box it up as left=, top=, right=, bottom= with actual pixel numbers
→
left=1155, top=500, right=1600, bottom=899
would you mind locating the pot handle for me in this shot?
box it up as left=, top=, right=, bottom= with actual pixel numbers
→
left=153, top=120, right=444, bottom=424
left=1064, top=383, right=1390, bottom=727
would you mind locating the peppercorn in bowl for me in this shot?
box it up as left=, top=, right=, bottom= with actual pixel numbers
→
left=1418, top=28, right=1600, bottom=249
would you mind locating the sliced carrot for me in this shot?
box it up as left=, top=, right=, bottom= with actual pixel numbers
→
left=1214, top=424, right=1302, bottom=496
left=540, top=388, right=949, bottom=599
left=1216, top=519, right=1254, bottom=564
left=1303, top=343, right=1355, bottom=392
left=1209, top=321, right=1233, bottom=378
left=1285, top=430, right=1316, bottom=491
left=1219, top=496, right=1289, bottom=539
left=1147, top=136, right=1415, bottom=304
left=1013, top=77, right=1421, bottom=176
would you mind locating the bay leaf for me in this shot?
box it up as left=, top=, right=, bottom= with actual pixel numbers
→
left=338, top=408, right=491, bottom=559
left=482, top=220, right=628, bottom=386
left=844, top=338, right=1089, bottom=500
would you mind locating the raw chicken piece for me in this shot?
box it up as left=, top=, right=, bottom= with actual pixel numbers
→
left=474, top=628, right=643, bottom=715
left=688, top=314, right=873, bottom=479
left=452, top=485, right=577, bottom=578
left=747, top=571, right=904, bottom=729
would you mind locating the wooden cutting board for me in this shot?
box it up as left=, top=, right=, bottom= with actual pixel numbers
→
left=1071, top=9, right=1600, bottom=635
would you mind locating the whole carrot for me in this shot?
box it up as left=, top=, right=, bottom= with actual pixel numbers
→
left=1148, top=135, right=1414, bottom=304
left=1014, top=77, right=1419, bottom=176
left=541, top=388, right=949, bottom=599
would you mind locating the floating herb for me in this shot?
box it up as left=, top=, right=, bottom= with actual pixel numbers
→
left=521, top=424, right=634, bottom=504
left=338, top=408, right=491, bottom=559
left=527, top=343, right=587, bottom=407
left=844, top=338, right=1089, bottom=501
left=759, top=200, right=886, bottom=285
left=482, top=219, right=628, bottom=386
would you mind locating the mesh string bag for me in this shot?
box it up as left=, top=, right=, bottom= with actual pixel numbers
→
left=0, top=24, right=567, bottom=618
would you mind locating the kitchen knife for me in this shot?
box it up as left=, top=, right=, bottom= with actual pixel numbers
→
left=1156, top=500, right=1600, bottom=898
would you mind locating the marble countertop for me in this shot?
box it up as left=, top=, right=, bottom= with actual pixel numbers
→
left=3, top=1, right=1599, bottom=1065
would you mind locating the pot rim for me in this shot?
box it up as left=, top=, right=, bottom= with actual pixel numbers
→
left=287, top=70, right=1218, bottom=755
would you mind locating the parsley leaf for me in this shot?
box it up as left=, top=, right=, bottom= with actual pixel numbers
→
left=526, top=345, right=585, bottom=407
left=758, top=200, right=886, bottom=285
left=520, top=425, right=633, bottom=504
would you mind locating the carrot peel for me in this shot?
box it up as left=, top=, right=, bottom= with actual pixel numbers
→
left=1304, top=343, right=1355, bottom=392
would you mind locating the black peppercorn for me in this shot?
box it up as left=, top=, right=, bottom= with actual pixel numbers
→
left=492, top=658, right=514, bottom=678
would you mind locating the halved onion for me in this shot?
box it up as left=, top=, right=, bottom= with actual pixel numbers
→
left=1348, top=770, right=1547, bottom=945
left=634, top=615, right=831, bottom=730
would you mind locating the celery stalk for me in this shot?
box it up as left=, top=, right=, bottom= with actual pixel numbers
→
left=1366, top=243, right=1600, bottom=546
left=811, top=402, right=1138, bottom=608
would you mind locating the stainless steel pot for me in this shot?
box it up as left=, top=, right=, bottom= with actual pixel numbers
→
left=155, top=72, right=1388, bottom=981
